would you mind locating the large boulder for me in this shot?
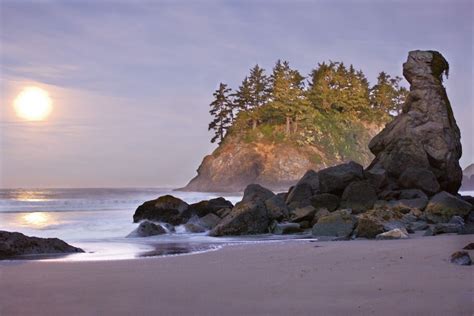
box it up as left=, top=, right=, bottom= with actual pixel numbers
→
left=0, top=231, right=84, bottom=258
left=367, top=51, right=462, bottom=194
left=312, top=210, right=357, bottom=238
left=341, top=180, right=377, bottom=213
left=271, top=222, right=303, bottom=235
left=424, top=191, right=472, bottom=223
left=310, top=193, right=340, bottom=212
left=286, top=182, right=313, bottom=209
left=398, top=167, right=440, bottom=195
left=318, top=161, right=364, bottom=195
left=290, top=205, right=316, bottom=223
left=127, top=221, right=167, bottom=237
left=241, top=184, right=275, bottom=203
left=133, top=195, right=190, bottom=225
left=185, top=197, right=233, bottom=218
left=209, top=200, right=270, bottom=236
left=264, top=195, right=289, bottom=221
left=199, top=213, right=222, bottom=230
left=354, top=209, right=404, bottom=239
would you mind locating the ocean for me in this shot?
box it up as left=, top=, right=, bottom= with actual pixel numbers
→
left=0, top=188, right=309, bottom=261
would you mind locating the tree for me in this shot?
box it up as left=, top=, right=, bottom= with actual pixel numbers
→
left=370, top=72, right=408, bottom=116
left=208, top=83, right=233, bottom=144
left=233, top=65, right=270, bottom=129
left=270, top=60, right=309, bottom=134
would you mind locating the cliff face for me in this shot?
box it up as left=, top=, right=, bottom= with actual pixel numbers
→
left=181, top=121, right=382, bottom=192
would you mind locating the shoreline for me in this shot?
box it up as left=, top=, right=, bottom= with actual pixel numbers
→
left=1, top=234, right=472, bottom=315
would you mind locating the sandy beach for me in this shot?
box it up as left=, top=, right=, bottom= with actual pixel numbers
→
left=0, top=234, right=472, bottom=315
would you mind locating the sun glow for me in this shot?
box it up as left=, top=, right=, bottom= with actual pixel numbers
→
left=22, top=212, right=50, bottom=228
left=14, top=86, right=53, bottom=121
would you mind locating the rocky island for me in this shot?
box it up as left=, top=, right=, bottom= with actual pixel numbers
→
left=133, top=50, right=473, bottom=248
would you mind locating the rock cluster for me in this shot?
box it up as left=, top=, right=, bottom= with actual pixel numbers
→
left=130, top=51, right=473, bottom=240
left=0, top=231, right=84, bottom=259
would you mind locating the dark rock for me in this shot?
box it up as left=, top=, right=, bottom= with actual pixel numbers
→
left=264, top=195, right=289, bottom=221
left=216, top=207, right=232, bottom=218
left=184, top=223, right=207, bottom=233
left=458, top=224, right=474, bottom=235
left=133, top=195, right=190, bottom=225
left=199, top=213, right=221, bottom=230
left=290, top=205, right=316, bottom=223
left=368, top=51, right=462, bottom=194
left=466, top=210, right=474, bottom=224
left=425, top=191, right=472, bottom=223
left=0, top=231, right=84, bottom=258
left=399, top=189, right=428, bottom=200
left=341, top=180, right=377, bottom=213
left=311, top=208, right=331, bottom=226
left=185, top=197, right=233, bottom=218
left=271, top=222, right=303, bottom=235
left=364, top=167, right=388, bottom=190
left=407, top=221, right=429, bottom=232
left=450, top=251, right=471, bottom=266
left=424, top=223, right=462, bottom=236
left=286, top=182, right=313, bottom=209
left=463, top=243, right=474, bottom=250
left=241, top=184, right=275, bottom=203
left=310, top=193, right=340, bottom=212
left=398, top=167, right=440, bottom=195
left=376, top=228, right=409, bottom=240
left=354, top=209, right=404, bottom=239
left=209, top=200, right=270, bottom=236
left=312, top=210, right=357, bottom=238
left=319, top=161, right=364, bottom=195
left=299, top=221, right=311, bottom=229
left=127, top=221, right=167, bottom=237
left=294, top=170, right=320, bottom=192
left=374, top=198, right=428, bottom=213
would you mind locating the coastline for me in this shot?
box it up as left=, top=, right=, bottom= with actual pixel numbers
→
left=1, top=234, right=472, bottom=315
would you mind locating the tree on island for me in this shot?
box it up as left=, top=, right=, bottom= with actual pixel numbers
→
left=370, top=72, right=408, bottom=116
left=269, top=60, right=308, bottom=134
left=208, top=83, right=233, bottom=144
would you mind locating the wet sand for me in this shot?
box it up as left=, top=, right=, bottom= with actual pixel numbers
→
left=0, top=234, right=473, bottom=315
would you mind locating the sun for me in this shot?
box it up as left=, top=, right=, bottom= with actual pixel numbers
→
left=14, top=86, right=53, bottom=121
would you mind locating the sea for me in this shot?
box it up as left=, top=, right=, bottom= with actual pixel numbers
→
left=0, top=188, right=311, bottom=261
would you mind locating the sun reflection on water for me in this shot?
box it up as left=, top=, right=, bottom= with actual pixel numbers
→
left=21, top=212, right=53, bottom=228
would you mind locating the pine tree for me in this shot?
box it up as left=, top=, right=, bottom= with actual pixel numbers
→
left=270, top=60, right=309, bottom=134
left=370, top=72, right=408, bottom=116
left=208, top=83, right=233, bottom=144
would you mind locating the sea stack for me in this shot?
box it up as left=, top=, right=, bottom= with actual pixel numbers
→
left=367, top=50, right=462, bottom=195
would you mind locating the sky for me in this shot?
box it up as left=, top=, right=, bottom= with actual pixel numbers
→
left=0, top=0, right=473, bottom=188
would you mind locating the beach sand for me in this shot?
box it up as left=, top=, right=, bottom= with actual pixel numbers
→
left=1, top=234, right=473, bottom=315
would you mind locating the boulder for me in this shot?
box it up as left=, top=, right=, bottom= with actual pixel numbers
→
left=364, top=167, right=388, bottom=190
left=184, top=223, right=207, bottom=233
left=127, top=221, right=167, bottom=237
left=311, top=208, right=331, bottom=226
left=376, top=228, right=409, bottom=240
left=216, top=207, right=232, bottom=218
left=271, top=222, right=303, bottom=235
left=209, top=200, right=270, bottom=236
left=398, top=167, right=440, bottom=195
left=374, top=198, right=428, bottom=213
left=367, top=51, right=462, bottom=194
left=424, top=223, right=462, bottom=236
left=463, top=243, right=474, bottom=250
left=264, top=195, right=289, bottom=221
left=241, top=184, right=275, bottom=203
left=0, top=231, right=84, bottom=258
left=341, top=180, right=377, bottom=213
left=133, top=195, right=190, bottom=225
left=185, top=197, right=233, bottom=218
left=312, top=210, right=357, bottom=238
left=407, top=221, right=429, bottom=232
left=199, top=213, right=221, bottom=230
left=399, top=189, right=428, bottom=200
left=318, top=161, right=364, bottom=195
left=424, top=191, right=472, bottom=223
left=286, top=182, right=313, bottom=209
left=354, top=209, right=404, bottom=239
left=310, top=193, right=340, bottom=212
left=290, top=205, right=316, bottom=223
left=450, top=251, right=471, bottom=266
